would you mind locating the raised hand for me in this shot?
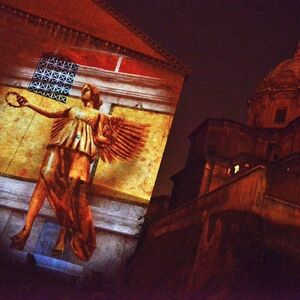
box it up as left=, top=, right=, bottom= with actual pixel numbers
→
left=5, top=91, right=29, bottom=108
left=17, top=95, right=29, bottom=107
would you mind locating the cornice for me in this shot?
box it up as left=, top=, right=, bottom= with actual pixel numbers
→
left=1, top=61, right=179, bottom=113
left=189, top=117, right=300, bottom=140
left=250, top=87, right=300, bottom=103
left=0, top=175, right=145, bottom=236
left=0, top=2, right=190, bottom=77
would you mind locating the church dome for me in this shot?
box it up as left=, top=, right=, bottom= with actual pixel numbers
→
left=247, top=42, right=300, bottom=128
left=255, top=43, right=300, bottom=92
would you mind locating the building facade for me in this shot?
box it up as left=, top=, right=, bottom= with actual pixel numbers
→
left=171, top=44, right=300, bottom=208
left=0, top=1, right=188, bottom=284
left=125, top=44, right=300, bottom=299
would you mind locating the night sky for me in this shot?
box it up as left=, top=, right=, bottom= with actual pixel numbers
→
left=107, top=0, right=300, bottom=196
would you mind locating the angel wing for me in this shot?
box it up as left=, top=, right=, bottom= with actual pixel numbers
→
left=97, top=115, right=148, bottom=163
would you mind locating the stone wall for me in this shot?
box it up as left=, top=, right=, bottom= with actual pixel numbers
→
left=0, top=175, right=145, bottom=283
left=124, top=165, right=300, bottom=298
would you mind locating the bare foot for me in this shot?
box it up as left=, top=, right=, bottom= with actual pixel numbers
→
left=10, top=225, right=31, bottom=250
left=52, top=227, right=67, bottom=257
left=52, top=242, right=64, bottom=257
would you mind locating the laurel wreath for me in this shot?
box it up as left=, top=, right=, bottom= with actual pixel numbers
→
left=5, top=91, right=23, bottom=108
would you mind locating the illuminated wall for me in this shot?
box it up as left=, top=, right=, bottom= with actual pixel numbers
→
left=0, top=1, right=188, bottom=275
left=0, top=45, right=181, bottom=205
left=0, top=86, right=173, bottom=204
left=93, top=106, right=173, bottom=203
left=0, top=86, right=77, bottom=179
left=0, top=2, right=186, bottom=207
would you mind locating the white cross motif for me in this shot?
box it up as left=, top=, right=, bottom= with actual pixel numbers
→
left=28, top=55, right=78, bottom=103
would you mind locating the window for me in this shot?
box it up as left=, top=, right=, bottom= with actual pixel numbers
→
left=28, top=54, right=78, bottom=103
left=274, top=108, right=287, bottom=124
left=233, top=164, right=240, bottom=174
left=267, top=143, right=281, bottom=160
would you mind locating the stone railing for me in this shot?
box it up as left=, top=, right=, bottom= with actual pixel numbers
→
left=148, top=164, right=300, bottom=238
left=260, top=194, right=300, bottom=228
left=267, top=170, right=300, bottom=206
left=148, top=165, right=267, bottom=237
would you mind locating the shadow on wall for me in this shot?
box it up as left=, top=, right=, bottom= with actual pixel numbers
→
left=122, top=211, right=300, bottom=300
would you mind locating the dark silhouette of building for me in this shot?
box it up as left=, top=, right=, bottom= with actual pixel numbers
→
left=171, top=43, right=300, bottom=208
left=125, top=43, right=300, bottom=299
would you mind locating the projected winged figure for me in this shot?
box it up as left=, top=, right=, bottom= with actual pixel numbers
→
left=8, top=84, right=147, bottom=261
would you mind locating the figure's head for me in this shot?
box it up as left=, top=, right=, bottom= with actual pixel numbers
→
left=81, top=84, right=102, bottom=109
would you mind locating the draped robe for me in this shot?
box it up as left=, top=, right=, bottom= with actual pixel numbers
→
left=41, top=106, right=101, bottom=261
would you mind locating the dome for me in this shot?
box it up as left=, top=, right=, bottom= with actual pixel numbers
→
left=247, top=42, right=300, bottom=129
left=255, top=42, right=300, bottom=93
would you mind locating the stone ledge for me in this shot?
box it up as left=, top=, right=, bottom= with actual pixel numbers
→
left=0, top=176, right=146, bottom=236
left=7, top=249, right=82, bottom=276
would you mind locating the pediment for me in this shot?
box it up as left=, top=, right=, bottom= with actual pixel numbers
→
left=2, top=0, right=172, bottom=63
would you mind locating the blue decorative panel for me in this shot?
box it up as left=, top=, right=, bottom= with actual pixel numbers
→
left=28, top=54, right=78, bottom=103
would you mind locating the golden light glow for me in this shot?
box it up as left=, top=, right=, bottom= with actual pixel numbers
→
left=0, top=86, right=173, bottom=204
left=0, top=86, right=77, bottom=178
left=92, top=106, right=173, bottom=203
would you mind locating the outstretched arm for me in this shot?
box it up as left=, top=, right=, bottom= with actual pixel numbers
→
left=18, top=96, right=70, bottom=118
